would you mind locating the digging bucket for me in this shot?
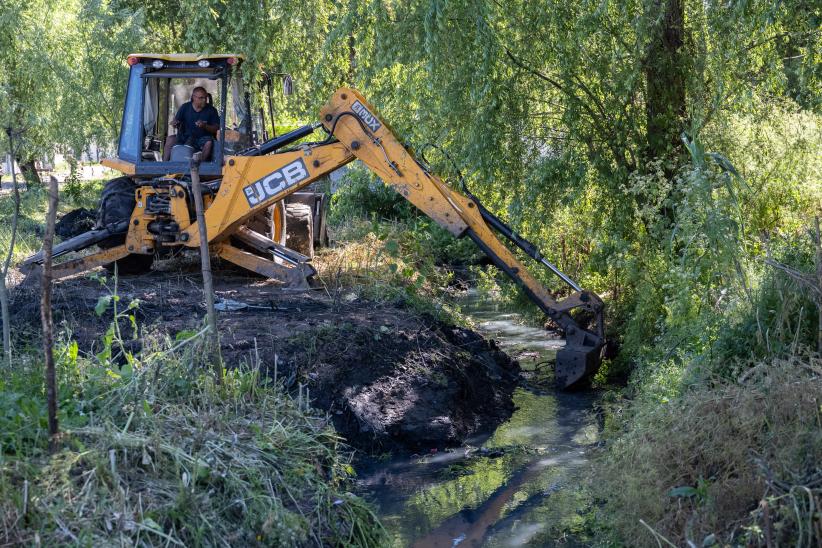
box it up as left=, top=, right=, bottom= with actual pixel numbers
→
left=555, top=337, right=604, bottom=390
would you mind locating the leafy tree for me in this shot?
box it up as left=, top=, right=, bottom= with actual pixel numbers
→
left=0, top=0, right=144, bottom=180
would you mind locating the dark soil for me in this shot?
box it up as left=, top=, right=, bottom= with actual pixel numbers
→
left=10, top=259, right=519, bottom=454
left=55, top=207, right=96, bottom=240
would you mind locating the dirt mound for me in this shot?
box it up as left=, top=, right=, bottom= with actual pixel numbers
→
left=278, top=320, right=518, bottom=452
left=55, top=207, right=96, bottom=239
left=10, top=263, right=519, bottom=454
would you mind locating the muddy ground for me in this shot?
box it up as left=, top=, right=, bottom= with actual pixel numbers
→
left=10, top=259, right=520, bottom=453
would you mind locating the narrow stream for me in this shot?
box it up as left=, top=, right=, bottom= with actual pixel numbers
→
left=357, top=290, right=601, bottom=547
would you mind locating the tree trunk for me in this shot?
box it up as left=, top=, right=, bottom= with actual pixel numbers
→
left=16, top=157, right=41, bottom=188
left=0, top=277, right=10, bottom=367
left=643, top=0, right=687, bottom=161
left=41, top=176, right=59, bottom=442
left=0, top=129, right=22, bottom=366
left=348, top=34, right=357, bottom=83
left=815, top=216, right=822, bottom=354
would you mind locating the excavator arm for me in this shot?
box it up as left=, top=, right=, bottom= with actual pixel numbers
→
left=316, top=89, right=605, bottom=388
left=21, top=87, right=605, bottom=388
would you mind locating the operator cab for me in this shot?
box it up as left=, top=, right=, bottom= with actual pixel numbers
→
left=103, top=53, right=251, bottom=177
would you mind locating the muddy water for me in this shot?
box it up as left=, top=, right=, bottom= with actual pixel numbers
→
left=357, top=291, right=601, bottom=547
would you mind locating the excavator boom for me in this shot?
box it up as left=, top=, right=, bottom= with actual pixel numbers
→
left=317, top=89, right=605, bottom=388
left=22, top=87, right=605, bottom=388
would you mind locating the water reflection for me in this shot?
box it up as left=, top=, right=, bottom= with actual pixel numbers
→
left=358, top=291, right=600, bottom=547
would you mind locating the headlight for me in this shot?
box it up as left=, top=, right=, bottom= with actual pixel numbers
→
left=198, top=60, right=211, bottom=68
left=151, top=60, right=164, bottom=69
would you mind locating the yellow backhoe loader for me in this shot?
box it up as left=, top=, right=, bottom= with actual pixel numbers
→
left=21, top=53, right=606, bottom=388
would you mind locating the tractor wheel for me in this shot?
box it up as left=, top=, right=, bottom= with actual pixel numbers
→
left=285, top=203, right=314, bottom=258
left=245, top=201, right=286, bottom=244
left=96, top=176, right=154, bottom=275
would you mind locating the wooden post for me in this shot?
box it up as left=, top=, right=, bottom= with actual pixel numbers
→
left=41, top=176, right=59, bottom=441
left=189, top=153, right=222, bottom=383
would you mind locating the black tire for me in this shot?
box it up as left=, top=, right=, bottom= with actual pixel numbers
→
left=97, top=177, right=136, bottom=247
left=315, top=196, right=330, bottom=249
left=55, top=207, right=96, bottom=240
left=285, top=203, right=314, bottom=258
left=96, top=176, right=154, bottom=274
left=317, top=219, right=329, bottom=249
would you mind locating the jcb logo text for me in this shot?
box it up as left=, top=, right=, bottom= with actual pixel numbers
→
left=243, top=158, right=310, bottom=207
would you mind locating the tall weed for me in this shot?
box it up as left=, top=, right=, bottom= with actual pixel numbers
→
left=0, top=296, right=384, bottom=546
left=595, top=350, right=822, bottom=546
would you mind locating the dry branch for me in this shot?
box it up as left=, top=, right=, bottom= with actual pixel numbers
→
left=41, top=175, right=59, bottom=440
left=189, top=153, right=222, bottom=383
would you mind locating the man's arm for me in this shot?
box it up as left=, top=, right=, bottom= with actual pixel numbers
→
left=195, top=107, right=220, bottom=136
left=195, top=120, right=219, bottom=135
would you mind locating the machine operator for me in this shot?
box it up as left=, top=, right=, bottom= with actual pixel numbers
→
left=163, top=86, right=220, bottom=161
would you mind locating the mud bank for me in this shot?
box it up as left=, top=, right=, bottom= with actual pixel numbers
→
left=11, top=263, right=519, bottom=453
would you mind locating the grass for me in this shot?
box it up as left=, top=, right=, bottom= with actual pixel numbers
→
left=593, top=348, right=822, bottom=546
left=313, top=218, right=468, bottom=324
left=0, top=323, right=385, bottom=546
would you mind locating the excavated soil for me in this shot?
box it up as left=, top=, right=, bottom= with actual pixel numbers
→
left=10, top=260, right=519, bottom=453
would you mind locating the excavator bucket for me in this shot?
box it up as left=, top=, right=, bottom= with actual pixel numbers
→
left=552, top=309, right=605, bottom=389
left=555, top=342, right=605, bottom=390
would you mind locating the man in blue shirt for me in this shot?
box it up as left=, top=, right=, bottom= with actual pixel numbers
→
left=163, top=87, right=220, bottom=161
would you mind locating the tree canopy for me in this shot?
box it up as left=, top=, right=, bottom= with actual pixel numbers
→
left=1, top=0, right=819, bottom=356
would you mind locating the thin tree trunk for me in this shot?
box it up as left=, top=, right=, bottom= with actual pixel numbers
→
left=17, top=158, right=43, bottom=190
left=41, top=176, right=59, bottom=441
left=644, top=0, right=687, bottom=161
left=189, top=153, right=222, bottom=383
left=348, top=33, right=357, bottom=83
left=815, top=215, right=822, bottom=354
left=1, top=129, right=21, bottom=366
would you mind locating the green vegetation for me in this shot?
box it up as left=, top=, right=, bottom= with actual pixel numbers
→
left=0, top=297, right=383, bottom=546
left=1, top=0, right=821, bottom=544
left=314, top=217, right=466, bottom=324
left=316, top=164, right=480, bottom=322
left=598, top=351, right=822, bottom=546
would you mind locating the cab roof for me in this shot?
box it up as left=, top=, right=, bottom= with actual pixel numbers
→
left=127, top=53, right=245, bottom=63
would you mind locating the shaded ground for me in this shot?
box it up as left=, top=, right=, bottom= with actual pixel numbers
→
left=10, top=259, right=519, bottom=453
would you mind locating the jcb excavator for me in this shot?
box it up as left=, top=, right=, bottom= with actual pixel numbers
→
left=22, top=54, right=605, bottom=389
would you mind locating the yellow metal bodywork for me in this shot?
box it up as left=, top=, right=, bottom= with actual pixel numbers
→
left=181, top=143, right=355, bottom=247
left=50, top=245, right=131, bottom=281
left=216, top=242, right=311, bottom=289
left=100, top=158, right=136, bottom=175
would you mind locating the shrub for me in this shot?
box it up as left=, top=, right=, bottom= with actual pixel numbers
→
left=0, top=329, right=384, bottom=546
left=595, top=350, right=822, bottom=547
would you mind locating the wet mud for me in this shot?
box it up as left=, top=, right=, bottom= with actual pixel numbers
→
left=10, top=260, right=519, bottom=453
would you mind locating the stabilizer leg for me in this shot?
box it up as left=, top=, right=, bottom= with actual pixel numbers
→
left=216, top=242, right=315, bottom=290
left=21, top=245, right=133, bottom=282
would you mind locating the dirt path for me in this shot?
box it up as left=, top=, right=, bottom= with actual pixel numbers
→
left=11, top=261, right=519, bottom=453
